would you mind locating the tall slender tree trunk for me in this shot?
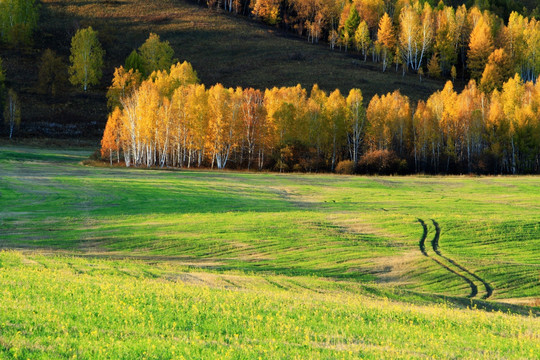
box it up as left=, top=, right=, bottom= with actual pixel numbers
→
left=511, top=137, right=517, bottom=174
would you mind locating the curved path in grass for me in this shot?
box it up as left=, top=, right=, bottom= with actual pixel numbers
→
left=417, top=219, right=478, bottom=298
left=417, top=219, right=429, bottom=256
left=431, top=220, right=493, bottom=299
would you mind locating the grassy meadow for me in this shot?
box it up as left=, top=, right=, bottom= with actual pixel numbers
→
left=0, top=144, right=539, bottom=359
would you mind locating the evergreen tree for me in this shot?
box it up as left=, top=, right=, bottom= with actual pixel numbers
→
left=345, top=6, right=361, bottom=38
left=125, top=50, right=145, bottom=75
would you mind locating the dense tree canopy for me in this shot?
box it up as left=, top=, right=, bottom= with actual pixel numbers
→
left=207, top=0, right=540, bottom=83
left=101, top=61, right=540, bottom=174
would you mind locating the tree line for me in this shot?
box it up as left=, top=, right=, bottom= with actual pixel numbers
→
left=101, top=60, right=539, bottom=174
left=209, top=0, right=540, bottom=84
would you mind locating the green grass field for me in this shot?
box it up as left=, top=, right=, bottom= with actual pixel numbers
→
left=1, top=145, right=539, bottom=359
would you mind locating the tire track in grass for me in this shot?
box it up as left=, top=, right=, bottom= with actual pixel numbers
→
left=417, top=219, right=428, bottom=256
left=417, top=218, right=478, bottom=298
left=431, top=220, right=493, bottom=299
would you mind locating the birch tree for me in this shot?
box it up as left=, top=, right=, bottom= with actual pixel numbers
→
left=346, top=88, right=365, bottom=164
left=398, top=2, right=433, bottom=71
left=69, top=27, right=104, bottom=91
left=523, top=18, right=540, bottom=82
left=377, top=13, right=395, bottom=72
left=207, top=84, right=235, bottom=169
left=398, top=4, right=419, bottom=70
left=324, top=89, right=348, bottom=170
left=241, top=88, right=265, bottom=169
left=354, top=21, right=371, bottom=61
left=4, top=89, right=20, bottom=139
left=106, top=66, right=142, bottom=109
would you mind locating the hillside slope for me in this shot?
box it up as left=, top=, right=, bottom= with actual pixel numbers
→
left=0, top=0, right=447, bottom=140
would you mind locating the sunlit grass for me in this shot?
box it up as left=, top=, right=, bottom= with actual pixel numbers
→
left=0, top=251, right=539, bottom=360
left=1, top=145, right=539, bottom=358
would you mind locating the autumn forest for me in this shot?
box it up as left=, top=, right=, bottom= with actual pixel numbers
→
left=92, top=0, right=539, bottom=174
left=1, top=0, right=540, bottom=358
left=1, top=0, right=540, bottom=174
left=102, top=60, right=539, bottom=174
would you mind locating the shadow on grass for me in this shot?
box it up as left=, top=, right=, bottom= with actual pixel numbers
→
left=395, top=289, right=540, bottom=317
left=0, top=149, right=88, bottom=163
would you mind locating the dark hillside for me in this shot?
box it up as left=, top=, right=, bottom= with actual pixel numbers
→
left=0, top=0, right=447, bottom=140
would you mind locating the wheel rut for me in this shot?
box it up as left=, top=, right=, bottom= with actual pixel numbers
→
left=431, top=220, right=493, bottom=299
left=417, top=219, right=428, bottom=256
left=417, top=218, right=493, bottom=299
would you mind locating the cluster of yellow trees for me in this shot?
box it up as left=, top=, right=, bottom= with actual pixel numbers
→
left=102, top=62, right=366, bottom=171
left=222, top=0, right=540, bottom=82
left=101, top=61, right=539, bottom=173
left=370, top=76, right=540, bottom=174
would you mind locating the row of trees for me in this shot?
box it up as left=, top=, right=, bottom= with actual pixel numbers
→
left=0, top=0, right=39, bottom=45
left=369, top=76, right=540, bottom=174
left=102, top=61, right=366, bottom=171
left=101, top=61, right=540, bottom=174
left=66, top=29, right=176, bottom=92
left=215, top=0, right=540, bottom=83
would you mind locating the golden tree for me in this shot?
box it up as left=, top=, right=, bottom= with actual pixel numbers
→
left=107, top=66, right=142, bottom=109
left=377, top=12, right=395, bottom=72
left=468, top=17, right=494, bottom=80
left=480, top=48, right=514, bottom=93
left=101, top=107, right=123, bottom=164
